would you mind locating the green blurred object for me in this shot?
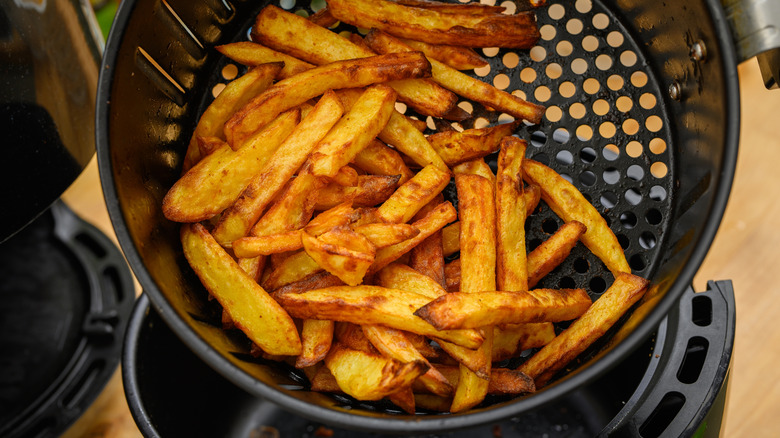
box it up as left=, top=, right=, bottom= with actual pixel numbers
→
left=93, top=0, right=119, bottom=41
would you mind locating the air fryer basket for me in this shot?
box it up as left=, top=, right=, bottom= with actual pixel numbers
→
left=97, top=0, right=739, bottom=433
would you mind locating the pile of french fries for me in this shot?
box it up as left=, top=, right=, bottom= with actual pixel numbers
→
left=165, top=0, right=650, bottom=414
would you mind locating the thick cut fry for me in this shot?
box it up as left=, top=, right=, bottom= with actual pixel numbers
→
left=263, top=251, right=322, bottom=291
left=352, top=223, right=419, bottom=248
left=364, top=30, right=545, bottom=124
left=330, top=165, right=359, bottom=187
left=353, top=140, right=414, bottom=184
left=328, top=0, right=540, bottom=48
left=309, top=85, right=397, bottom=178
left=409, top=199, right=447, bottom=287
left=251, top=5, right=456, bottom=117
left=492, top=323, right=556, bottom=362
left=296, top=319, right=334, bottom=368
left=182, top=63, right=282, bottom=170
left=453, top=158, right=496, bottom=185
left=376, top=165, right=451, bottom=224
left=334, top=322, right=377, bottom=353
left=496, top=137, right=529, bottom=292
left=232, top=231, right=303, bottom=258
left=224, top=52, right=429, bottom=147
left=415, top=288, right=592, bottom=330
left=181, top=224, right=301, bottom=356
left=424, top=366, right=535, bottom=395
left=522, top=159, right=631, bottom=277
left=273, top=285, right=484, bottom=349
left=371, top=201, right=457, bottom=273
left=213, top=91, right=344, bottom=244
left=305, top=202, right=358, bottom=237
left=394, top=0, right=506, bottom=15
left=251, top=171, right=323, bottom=237
left=308, top=6, right=339, bottom=27
left=301, top=226, right=375, bottom=286
left=428, top=122, right=521, bottom=167
left=195, top=136, right=226, bottom=161
left=216, top=42, right=314, bottom=79
left=399, top=38, right=487, bottom=70
left=388, top=387, right=417, bottom=414
left=324, top=344, right=428, bottom=401
left=451, top=173, right=496, bottom=413
left=163, top=109, right=299, bottom=223
left=437, top=341, right=489, bottom=378
left=274, top=271, right=345, bottom=296
left=375, top=263, right=447, bottom=299
left=362, top=325, right=453, bottom=397
left=518, top=273, right=649, bottom=386
left=444, top=258, right=460, bottom=292
left=528, top=221, right=587, bottom=288
left=315, top=175, right=401, bottom=211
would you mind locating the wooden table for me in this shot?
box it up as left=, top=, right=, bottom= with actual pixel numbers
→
left=58, top=60, right=780, bottom=437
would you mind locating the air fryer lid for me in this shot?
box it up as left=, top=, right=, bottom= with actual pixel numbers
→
left=97, top=0, right=739, bottom=432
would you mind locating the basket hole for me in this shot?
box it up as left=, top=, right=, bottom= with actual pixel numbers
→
left=528, top=238, right=543, bottom=252
left=573, top=257, right=590, bottom=273
left=651, top=162, right=668, bottom=178
left=603, top=144, right=620, bottom=161
left=498, top=113, right=515, bottom=124
left=626, top=141, right=643, bottom=157
left=625, top=188, right=642, bottom=205
left=548, top=3, right=565, bottom=20
left=580, top=170, right=597, bottom=186
left=557, top=40, right=574, bottom=56
left=590, top=276, right=607, bottom=293
left=646, top=208, right=663, bottom=225
left=646, top=115, right=664, bottom=132
left=280, top=0, right=295, bottom=9
left=583, top=77, right=600, bottom=94
left=616, top=96, right=633, bottom=112
left=493, top=74, right=510, bottom=90
left=603, top=168, right=620, bottom=185
left=649, top=138, right=666, bottom=154
left=546, top=106, right=563, bottom=122
left=530, top=130, right=547, bottom=148
left=639, top=231, right=657, bottom=249
left=534, top=86, right=551, bottom=102
left=620, top=50, right=638, bottom=67
left=560, top=173, right=574, bottom=184
left=640, top=93, right=658, bottom=110
left=677, top=337, right=709, bottom=384
left=553, top=128, right=571, bottom=144
left=593, top=13, right=610, bottom=29
left=559, top=276, right=577, bottom=289
left=576, top=125, right=593, bottom=141
left=601, top=191, right=618, bottom=208
left=474, top=64, right=491, bottom=77
left=311, top=0, right=326, bottom=11
left=593, top=99, right=610, bottom=116
left=546, top=63, right=563, bottom=79
left=649, top=185, right=667, bottom=201
left=482, top=47, right=500, bottom=57
left=580, top=147, right=597, bottom=163
left=395, top=102, right=407, bottom=114
left=629, top=254, right=646, bottom=271
left=620, top=211, right=637, bottom=228
left=474, top=117, right=489, bottom=129
left=503, top=52, right=519, bottom=68
left=607, top=74, right=624, bottom=91
left=575, top=0, right=593, bottom=13
left=532, top=153, right=550, bottom=166
left=571, top=58, right=588, bottom=75
left=511, top=89, right=527, bottom=101
left=521, top=67, right=537, bottom=83
left=618, top=233, right=630, bottom=249
left=623, top=119, right=640, bottom=135
left=692, top=296, right=713, bottom=326
left=458, top=101, right=474, bottom=114
left=211, top=83, right=226, bottom=98
left=530, top=45, right=547, bottom=62
left=607, top=31, right=624, bottom=47
left=595, top=54, right=613, bottom=70
left=500, top=1, right=517, bottom=14
left=627, top=164, right=645, bottom=181
left=567, top=18, right=583, bottom=35
left=631, top=71, right=648, bottom=87
left=540, top=24, right=556, bottom=41
left=221, top=64, right=238, bottom=80
left=556, top=150, right=574, bottom=165
left=582, top=35, right=599, bottom=52
left=599, top=121, right=616, bottom=138
left=569, top=102, right=587, bottom=119
left=559, top=81, right=576, bottom=98
left=639, top=392, right=686, bottom=438
left=542, top=218, right=560, bottom=234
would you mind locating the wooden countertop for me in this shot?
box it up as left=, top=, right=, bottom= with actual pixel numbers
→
left=58, top=60, right=780, bottom=437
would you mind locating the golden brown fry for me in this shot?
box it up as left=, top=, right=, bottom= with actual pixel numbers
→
left=394, top=0, right=506, bottom=15
left=364, top=30, right=545, bottom=124
left=232, top=231, right=303, bottom=258
left=163, top=109, right=299, bottom=223
left=406, top=116, right=428, bottom=132
left=195, top=136, right=225, bottom=160
left=450, top=172, right=496, bottom=413
left=273, top=285, right=484, bottom=348
left=416, top=289, right=592, bottom=330
left=330, top=165, right=360, bottom=187
left=352, top=223, right=419, bottom=248
left=424, top=366, right=535, bottom=395
left=518, top=273, right=649, bottom=386
left=324, top=343, right=428, bottom=401
left=353, top=140, right=414, bottom=184
left=452, top=158, right=496, bottom=185
left=334, top=322, right=377, bottom=353
left=309, top=85, right=397, bottom=178
left=224, top=52, right=429, bottom=147
left=308, top=6, right=339, bottom=28
left=496, top=136, right=529, bottom=292
left=274, top=271, right=345, bottom=296
left=328, top=0, right=539, bottom=48
left=375, top=262, right=447, bottom=299
left=376, top=165, right=451, bottom=224
left=251, top=5, right=456, bottom=117
left=305, top=202, right=358, bottom=237
left=296, top=319, right=334, bottom=368
left=428, top=122, right=521, bottom=167
left=315, top=175, right=401, bottom=211
left=216, top=42, right=314, bottom=79
left=437, top=341, right=489, bottom=378
left=399, top=38, right=488, bottom=70
left=251, top=171, right=324, bottom=237
left=263, top=250, right=323, bottom=291
left=492, top=323, right=556, bottom=362
left=301, top=226, right=375, bottom=286
left=444, top=258, right=460, bottom=292
left=182, top=63, right=282, bottom=171
left=181, top=223, right=301, bottom=356
left=528, top=221, right=587, bottom=288
left=388, top=387, right=416, bottom=414
left=441, top=222, right=460, bottom=257
left=522, top=159, right=631, bottom=277
left=371, top=201, right=457, bottom=273
left=213, top=91, right=344, bottom=244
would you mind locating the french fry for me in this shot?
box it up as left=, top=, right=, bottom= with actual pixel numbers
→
left=330, top=165, right=359, bottom=187
left=388, top=387, right=417, bottom=414
left=492, top=323, right=556, bottom=362
left=327, top=0, right=540, bottom=48
left=375, top=262, right=447, bottom=299
left=195, top=136, right=226, bottom=160
left=163, top=109, right=299, bottom=223
left=273, top=285, right=485, bottom=349
left=371, top=201, right=457, bottom=273
left=409, top=198, right=447, bottom=288
left=496, top=136, right=529, bottom=292
left=364, top=29, right=545, bottom=124
left=334, top=322, right=377, bottom=353
left=309, top=85, right=397, bottom=178
left=181, top=223, right=301, bottom=356
left=305, top=202, right=358, bottom=237
left=425, top=366, right=535, bottom=395
left=444, top=258, right=460, bottom=292
left=308, top=6, right=339, bottom=28
left=428, top=122, right=521, bottom=167
left=376, top=165, right=451, bottom=224
left=399, top=38, right=488, bottom=70
left=232, top=231, right=303, bottom=258
left=452, top=158, right=496, bottom=186
left=450, top=173, right=496, bottom=413
left=352, top=223, right=420, bottom=248
left=212, top=90, right=344, bottom=244
left=301, top=226, right=375, bottom=286
left=182, top=62, right=282, bottom=171
left=224, top=52, right=429, bottom=147
left=406, top=116, right=428, bottom=132
left=522, top=160, right=631, bottom=277
left=394, top=0, right=506, bottom=15
left=324, top=343, right=428, bottom=401
left=528, top=221, right=587, bottom=288
left=519, top=273, right=649, bottom=386
left=263, top=251, right=322, bottom=291
left=273, top=270, right=345, bottom=296
left=436, top=340, right=489, bottom=378
left=415, top=288, right=593, bottom=330
left=216, top=42, right=314, bottom=79
left=296, top=319, right=334, bottom=368
left=251, top=5, right=457, bottom=117
left=314, top=175, right=401, bottom=211
left=250, top=170, right=324, bottom=238
left=352, top=140, right=414, bottom=184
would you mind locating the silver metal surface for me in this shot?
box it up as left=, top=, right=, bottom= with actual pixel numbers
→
left=721, top=0, right=780, bottom=88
